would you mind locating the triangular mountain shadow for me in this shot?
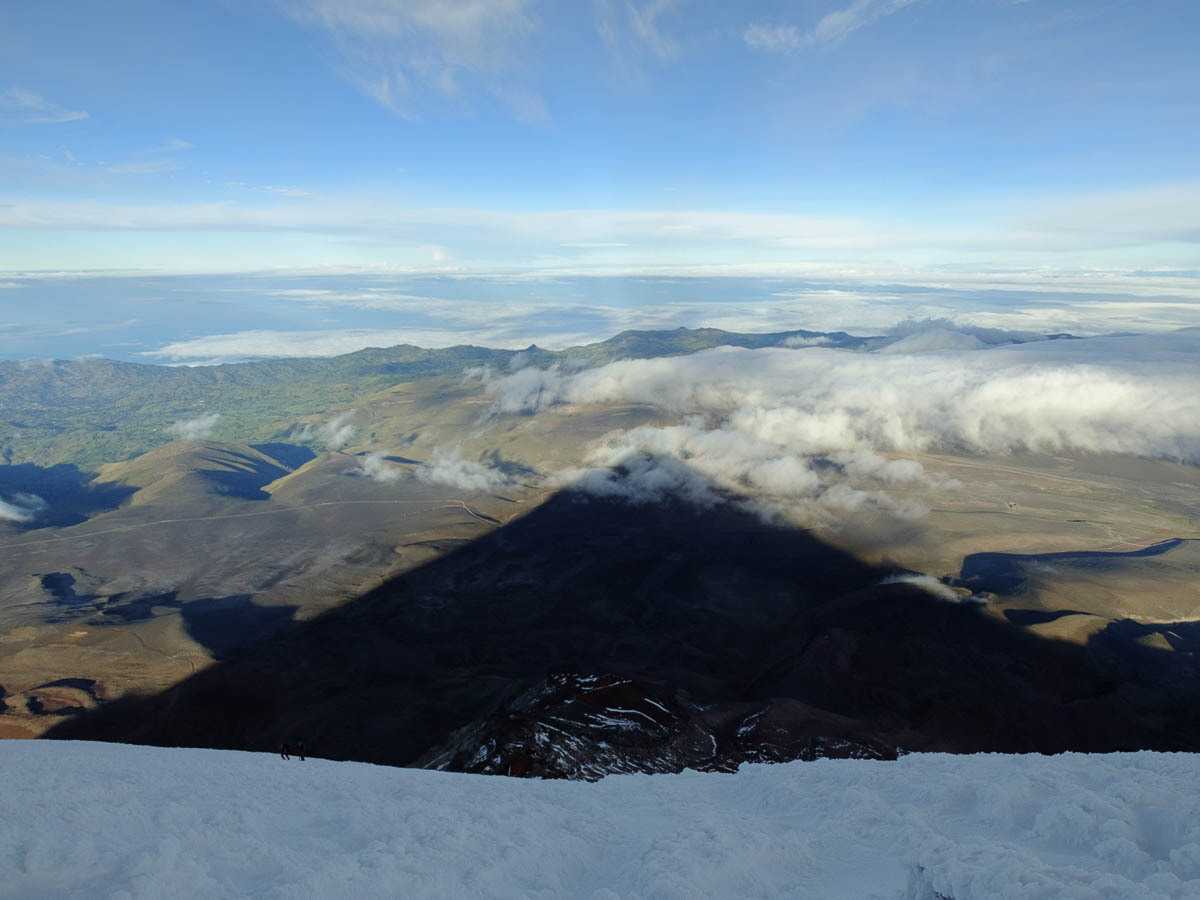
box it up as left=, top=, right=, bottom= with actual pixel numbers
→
left=47, top=459, right=1200, bottom=770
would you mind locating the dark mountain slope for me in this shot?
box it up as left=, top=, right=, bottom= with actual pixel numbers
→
left=47, top=465, right=1200, bottom=773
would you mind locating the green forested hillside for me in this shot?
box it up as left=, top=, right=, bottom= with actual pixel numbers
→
left=0, top=327, right=859, bottom=469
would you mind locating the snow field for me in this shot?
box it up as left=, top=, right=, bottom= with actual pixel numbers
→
left=1, top=741, right=1198, bottom=899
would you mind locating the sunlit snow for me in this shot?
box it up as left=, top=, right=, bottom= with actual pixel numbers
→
left=2, top=742, right=1198, bottom=898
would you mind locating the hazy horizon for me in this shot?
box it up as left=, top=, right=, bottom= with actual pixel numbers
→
left=7, top=1, right=1198, bottom=364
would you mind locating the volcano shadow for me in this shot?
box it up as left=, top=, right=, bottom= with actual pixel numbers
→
left=179, top=595, right=299, bottom=659
left=33, top=580, right=300, bottom=660
left=46, top=462, right=1200, bottom=767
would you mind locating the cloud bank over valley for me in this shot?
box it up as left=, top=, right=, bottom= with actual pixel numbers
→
left=483, top=330, right=1200, bottom=526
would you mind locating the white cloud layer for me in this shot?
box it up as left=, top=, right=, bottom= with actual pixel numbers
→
left=491, top=331, right=1200, bottom=460
left=166, top=413, right=220, bottom=440
left=136, top=266, right=1200, bottom=364
left=487, top=329, right=1200, bottom=523
left=7, top=181, right=1199, bottom=257
left=146, top=326, right=604, bottom=363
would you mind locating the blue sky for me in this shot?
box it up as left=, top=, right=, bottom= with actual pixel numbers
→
left=3, top=0, right=1199, bottom=275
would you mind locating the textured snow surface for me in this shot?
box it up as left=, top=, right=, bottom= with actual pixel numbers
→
left=2, top=742, right=1199, bottom=899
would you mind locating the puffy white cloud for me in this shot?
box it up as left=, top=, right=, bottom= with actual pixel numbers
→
left=359, top=451, right=404, bottom=483
left=488, top=330, right=1200, bottom=522
left=578, top=422, right=822, bottom=499
left=552, top=452, right=722, bottom=508
left=166, top=413, right=220, bottom=440
left=560, top=423, right=932, bottom=528
left=490, top=333, right=1200, bottom=461
left=0, top=493, right=47, bottom=523
left=294, top=411, right=359, bottom=450
left=414, top=448, right=514, bottom=492
left=319, top=412, right=358, bottom=450
left=357, top=447, right=515, bottom=492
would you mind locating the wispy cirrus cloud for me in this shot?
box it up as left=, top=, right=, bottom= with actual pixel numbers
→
left=283, top=0, right=546, bottom=121
left=744, top=0, right=921, bottom=52
left=105, top=159, right=181, bottom=176
left=105, top=136, right=195, bottom=175
left=224, top=180, right=314, bottom=199
left=596, top=0, right=685, bottom=78
left=262, top=186, right=313, bottom=198
left=147, top=138, right=195, bottom=154
left=0, top=87, right=89, bottom=125
left=3, top=135, right=195, bottom=183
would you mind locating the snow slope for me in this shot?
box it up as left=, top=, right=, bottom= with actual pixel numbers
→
left=2, top=742, right=1198, bottom=899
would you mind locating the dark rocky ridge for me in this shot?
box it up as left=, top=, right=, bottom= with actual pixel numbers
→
left=419, top=672, right=893, bottom=780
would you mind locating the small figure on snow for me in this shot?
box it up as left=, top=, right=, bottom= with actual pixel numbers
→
left=296, top=739, right=306, bottom=761
left=280, top=741, right=291, bottom=760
